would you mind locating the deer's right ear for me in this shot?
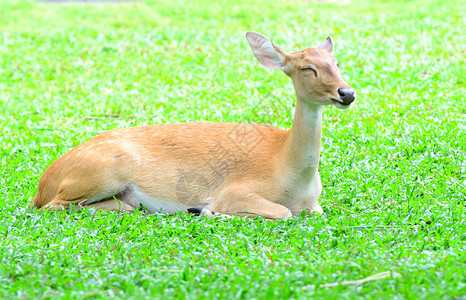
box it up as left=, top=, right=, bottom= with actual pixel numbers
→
left=246, top=32, right=286, bottom=69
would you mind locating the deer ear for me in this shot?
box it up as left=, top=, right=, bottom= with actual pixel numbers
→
left=318, top=37, right=334, bottom=53
left=246, top=32, right=286, bottom=69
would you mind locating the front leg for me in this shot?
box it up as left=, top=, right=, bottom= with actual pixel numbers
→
left=204, top=185, right=293, bottom=220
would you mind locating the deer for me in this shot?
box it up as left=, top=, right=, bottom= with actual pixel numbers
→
left=31, top=32, right=356, bottom=220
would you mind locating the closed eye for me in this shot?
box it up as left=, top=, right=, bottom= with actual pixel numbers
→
left=302, top=65, right=318, bottom=77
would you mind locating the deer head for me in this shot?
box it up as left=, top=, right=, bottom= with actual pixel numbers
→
left=246, top=32, right=355, bottom=109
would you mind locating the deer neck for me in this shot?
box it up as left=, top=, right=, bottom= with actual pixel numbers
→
left=283, top=97, right=323, bottom=173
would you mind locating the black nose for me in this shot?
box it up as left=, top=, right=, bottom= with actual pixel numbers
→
left=337, top=88, right=355, bottom=105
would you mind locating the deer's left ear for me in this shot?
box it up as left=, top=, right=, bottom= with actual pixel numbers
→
left=318, top=37, right=334, bottom=53
left=246, top=31, right=287, bottom=69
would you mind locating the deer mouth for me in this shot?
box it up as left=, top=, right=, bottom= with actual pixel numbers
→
left=331, top=98, right=352, bottom=109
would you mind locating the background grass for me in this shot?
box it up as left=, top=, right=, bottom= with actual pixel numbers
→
left=0, top=0, right=465, bottom=298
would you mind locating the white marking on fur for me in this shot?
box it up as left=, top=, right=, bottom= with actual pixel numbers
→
left=126, top=185, right=189, bottom=214
left=291, top=171, right=322, bottom=214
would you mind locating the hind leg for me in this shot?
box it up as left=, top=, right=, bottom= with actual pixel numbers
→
left=41, top=173, right=130, bottom=211
left=44, top=198, right=135, bottom=212
left=80, top=199, right=136, bottom=212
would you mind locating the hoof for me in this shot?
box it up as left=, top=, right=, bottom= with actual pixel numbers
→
left=309, top=205, right=324, bottom=215
left=188, top=207, right=217, bottom=216
left=187, top=207, right=204, bottom=215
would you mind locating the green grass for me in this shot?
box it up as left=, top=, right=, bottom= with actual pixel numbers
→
left=1, top=0, right=465, bottom=298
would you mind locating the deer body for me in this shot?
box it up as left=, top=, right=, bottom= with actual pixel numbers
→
left=32, top=32, right=355, bottom=219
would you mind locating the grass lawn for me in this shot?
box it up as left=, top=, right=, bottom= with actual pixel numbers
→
left=0, top=0, right=465, bottom=298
